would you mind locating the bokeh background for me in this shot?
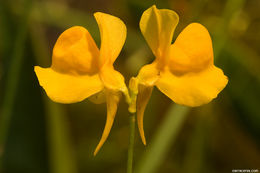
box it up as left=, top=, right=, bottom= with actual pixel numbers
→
left=0, top=0, right=260, bottom=173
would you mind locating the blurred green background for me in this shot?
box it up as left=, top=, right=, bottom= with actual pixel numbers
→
left=0, top=0, right=260, bottom=173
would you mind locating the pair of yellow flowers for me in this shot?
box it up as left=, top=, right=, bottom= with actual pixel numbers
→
left=34, top=5, right=228, bottom=155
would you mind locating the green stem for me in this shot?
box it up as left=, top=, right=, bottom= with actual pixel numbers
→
left=127, top=113, right=136, bottom=173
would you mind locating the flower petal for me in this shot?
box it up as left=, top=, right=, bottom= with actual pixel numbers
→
left=88, top=90, right=106, bottom=104
left=94, top=90, right=121, bottom=156
left=130, top=63, right=158, bottom=144
left=34, top=66, right=103, bottom=103
left=94, top=12, right=126, bottom=66
left=137, top=63, right=160, bottom=86
left=52, top=26, right=99, bottom=75
left=168, top=23, right=213, bottom=74
left=136, top=85, right=153, bottom=145
left=155, top=66, right=228, bottom=107
left=140, top=5, right=179, bottom=58
left=99, top=66, right=130, bottom=103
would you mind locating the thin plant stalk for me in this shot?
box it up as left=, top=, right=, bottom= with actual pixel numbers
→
left=127, top=113, right=136, bottom=173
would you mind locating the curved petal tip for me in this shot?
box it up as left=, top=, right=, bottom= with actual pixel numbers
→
left=93, top=91, right=120, bottom=156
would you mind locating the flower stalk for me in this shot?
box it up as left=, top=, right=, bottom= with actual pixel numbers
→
left=127, top=113, right=136, bottom=173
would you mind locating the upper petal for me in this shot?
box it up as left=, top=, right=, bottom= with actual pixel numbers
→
left=35, top=66, right=103, bottom=103
left=94, top=12, right=126, bottom=66
left=168, top=23, right=213, bottom=75
left=52, top=26, right=99, bottom=75
left=155, top=66, right=228, bottom=107
left=140, top=5, right=179, bottom=59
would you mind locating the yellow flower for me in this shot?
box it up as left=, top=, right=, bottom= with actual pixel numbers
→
left=34, top=12, right=130, bottom=155
left=129, top=5, right=228, bottom=145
